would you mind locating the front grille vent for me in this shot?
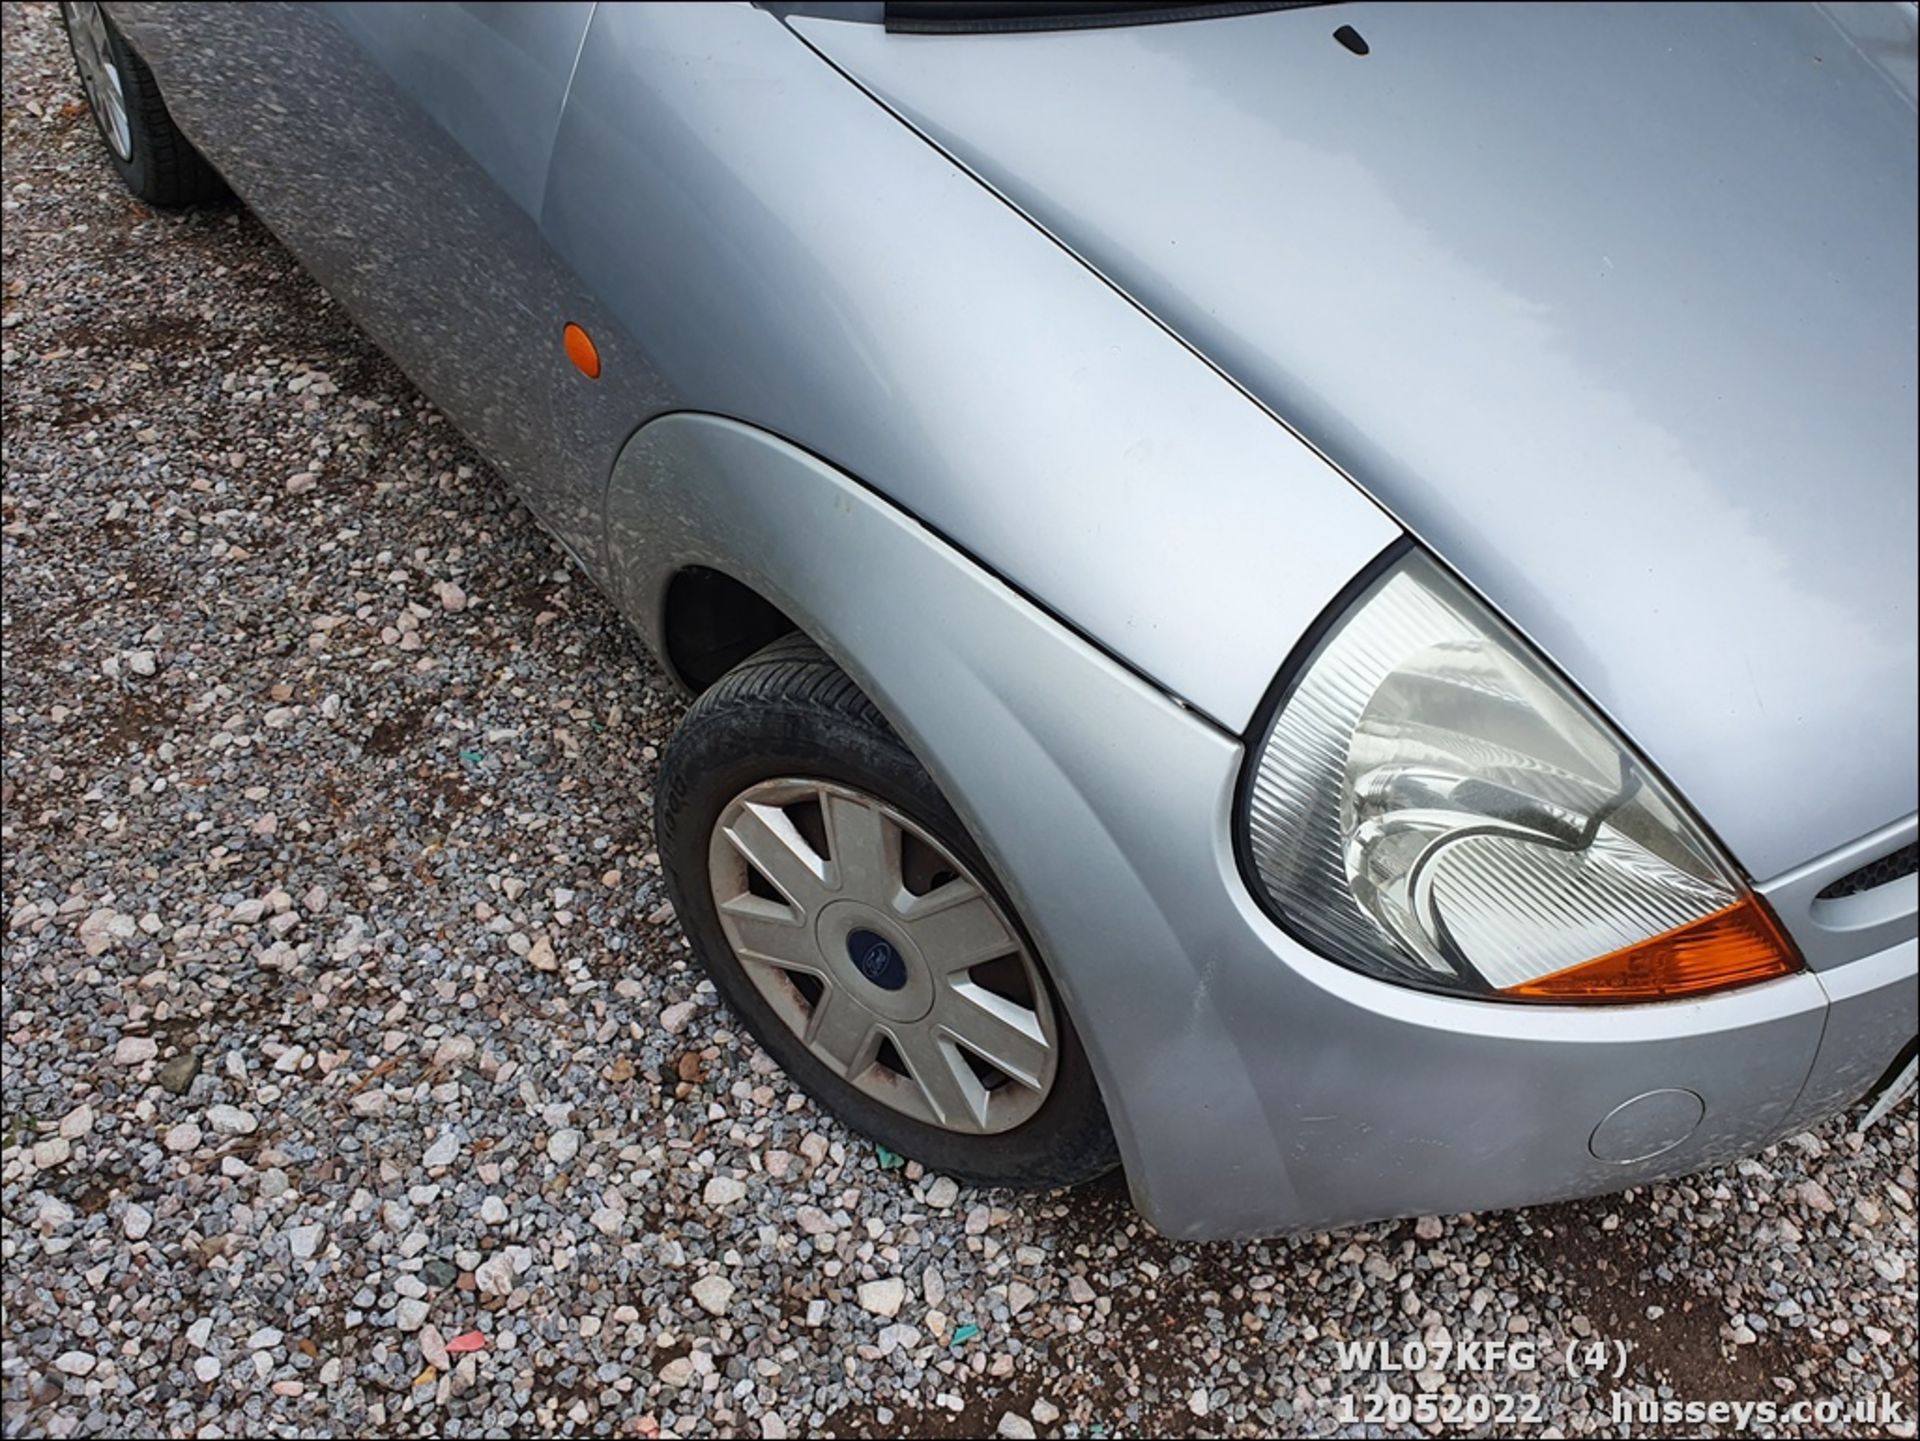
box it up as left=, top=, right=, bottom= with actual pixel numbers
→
left=1817, top=842, right=1920, bottom=901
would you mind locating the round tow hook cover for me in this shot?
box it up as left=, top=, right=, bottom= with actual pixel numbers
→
left=1588, top=1088, right=1706, bottom=1164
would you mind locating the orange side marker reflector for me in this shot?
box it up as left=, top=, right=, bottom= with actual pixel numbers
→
left=1502, top=894, right=1800, bottom=1003
left=563, top=322, right=601, bottom=380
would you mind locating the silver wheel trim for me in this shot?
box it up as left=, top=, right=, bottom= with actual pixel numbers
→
left=67, top=2, right=133, bottom=162
left=708, top=778, right=1059, bottom=1135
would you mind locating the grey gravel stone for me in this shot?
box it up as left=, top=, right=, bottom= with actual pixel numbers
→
left=205, top=1103, right=257, bottom=1136
left=473, top=1253, right=516, bottom=1298
left=161, top=1122, right=202, bottom=1153
left=421, top=1131, right=461, bottom=1169
left=430, top=1035, right=475, bottom=1067
left=857, top=1277, right=906, bottom=1319
left=30, top=1137, right=69, bottom=1168
left=703, top=1174, right=747, bottom=1207
left=691, top=1274, right=735, bottom=1316
left=121, top=1204, right=152, bottom=1242
left=286, top=1222, right=325, bottom=1260
left=111, top=1037, right=156, bottom=1067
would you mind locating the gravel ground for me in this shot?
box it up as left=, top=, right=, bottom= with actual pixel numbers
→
left=2, top=4, right=1915, bottom=1438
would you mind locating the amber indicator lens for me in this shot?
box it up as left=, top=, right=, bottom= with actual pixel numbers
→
left=563, top=322, right=601, bottom=379
left=1501, top=894, right=1800, bottom=1003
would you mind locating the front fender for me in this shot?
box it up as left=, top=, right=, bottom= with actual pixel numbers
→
left=604, top=411, right=1339, bottom=1226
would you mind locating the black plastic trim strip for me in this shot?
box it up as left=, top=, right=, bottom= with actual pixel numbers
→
left=884, top=2, right=1332, bottom=35
left=1817, top=841, right=1920, bottom=901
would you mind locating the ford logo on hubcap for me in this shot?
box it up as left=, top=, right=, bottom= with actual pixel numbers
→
left=847, top=928, right=907, bottom=991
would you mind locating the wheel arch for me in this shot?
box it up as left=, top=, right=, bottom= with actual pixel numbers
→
left=604, top=410, right=1188, bottom=1202
left=659, top=565, right=799, bottom=694
left=605, top=411, right=1026, bottom=801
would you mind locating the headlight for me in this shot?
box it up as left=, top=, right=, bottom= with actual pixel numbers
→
left=1241, top=549, right=1800, bottom=1002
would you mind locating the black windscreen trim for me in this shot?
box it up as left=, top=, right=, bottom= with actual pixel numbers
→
left=885, top=2, right=1333, bottom=36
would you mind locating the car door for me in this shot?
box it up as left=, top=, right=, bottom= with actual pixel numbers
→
left=111, top=1, right=619, bottom=575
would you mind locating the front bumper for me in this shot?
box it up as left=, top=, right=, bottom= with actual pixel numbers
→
left=842, top=529, right=1914, bottom=1235
left=889, top=587, right=1918, bottom=1236
left=1135, top=850, right=1913, bottom=1240
left=1034, top=721, right=1914, bottom=1240
left=863, top=557, right=1917, bottom=1238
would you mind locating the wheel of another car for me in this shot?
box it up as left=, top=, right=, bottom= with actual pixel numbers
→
left=60, top=1, right=227, bottom=207
left=655, top=633, right=1119, bottom=1189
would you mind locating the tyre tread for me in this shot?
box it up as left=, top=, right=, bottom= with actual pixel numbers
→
left=115, top=29, right=226, bottom=207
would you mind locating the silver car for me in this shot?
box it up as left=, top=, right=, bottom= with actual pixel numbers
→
left=63, top=0, right=1917, bottom=1239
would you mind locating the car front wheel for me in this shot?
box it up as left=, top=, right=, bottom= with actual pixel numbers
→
left=656, top=633, right=1119, bottom=1189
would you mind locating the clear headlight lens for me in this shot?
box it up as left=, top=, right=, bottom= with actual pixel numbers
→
left=1242, top=551, right=1799, bottom=1002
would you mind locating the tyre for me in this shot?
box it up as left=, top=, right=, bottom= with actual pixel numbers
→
left=60, top=2, right=227, bottom=208
left=656, top=633, right=1119, bottom=1189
